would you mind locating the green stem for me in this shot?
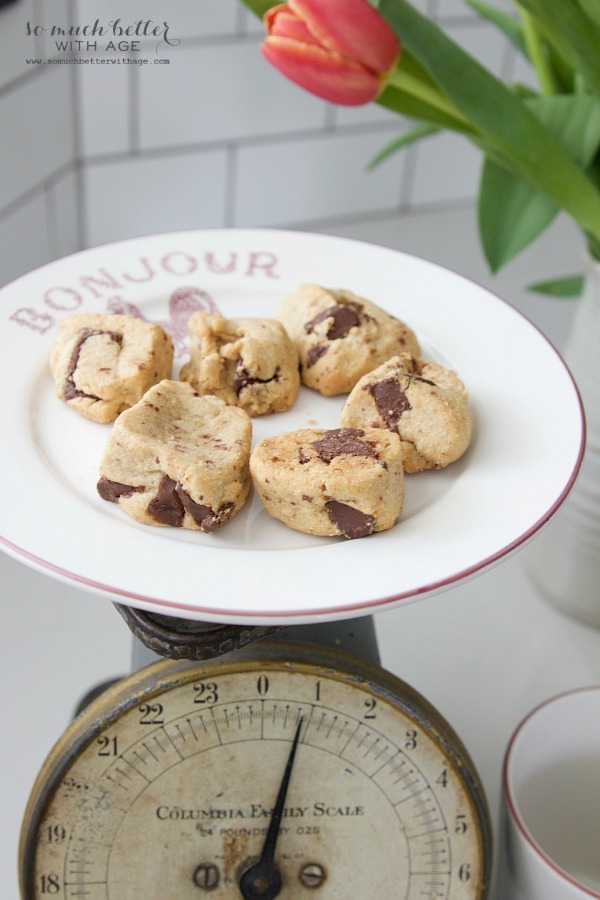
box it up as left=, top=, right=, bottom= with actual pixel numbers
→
left=386, top=69, right=471, bottom=129
left=516, top=5, right=557, bottom=95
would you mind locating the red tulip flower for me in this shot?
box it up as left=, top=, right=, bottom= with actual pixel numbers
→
left=261, top=0, right=400, bottom=106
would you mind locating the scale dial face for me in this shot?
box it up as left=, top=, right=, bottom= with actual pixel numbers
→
left=20, top=642, right=491, bottom=899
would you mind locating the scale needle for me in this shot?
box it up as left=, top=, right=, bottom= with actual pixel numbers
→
left=239, top=715, right=304, bottom=899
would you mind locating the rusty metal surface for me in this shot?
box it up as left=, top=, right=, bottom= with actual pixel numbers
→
left=114, top=603, right=283, bottom=660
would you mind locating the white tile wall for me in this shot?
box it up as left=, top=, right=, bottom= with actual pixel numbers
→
left=78, top=55, right=131, bottom=157
left=408, top=0, right=434, bottom=13
left=0, top=191, right=52, bottom=285
left=1, top=0, right=80, bottom=287
left=36, top=0, right=71, bottom=58
left=83, top=147, right=229, bottom=245
left=409, top=130, right=482, bottom=205
left=233, top=126, right=407, bottom=226
left=0, top=0, right=37, bottom=85
left=433, top=0, right=514, bottom=19
left=0, top=65, right=76, bottom=211
left=444, top=19, right=511, bottom=78
left=1, top=0, right=527, bottom=287
left=334, top=93, right=408, bottom=129
left=137, top=41, right=328, bottom=150
left=73, top=0, right=242, bottom=41
left=47, top=167, right=82, bottom=257
left=239, top=5, right=265, bottom=36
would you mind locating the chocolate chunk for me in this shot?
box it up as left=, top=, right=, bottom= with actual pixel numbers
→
left=311, top=428, right=377, bottom=463
left=232, top=368, right=252, bottom=394
left=97, top=477, right=144, bottom=502
left=306, top=344, right=328, bottom=367
left=304, top=303, right=361, bottom=340
left=370, top=379, right=411, bottom=431
left=325, top=500, right=375, bottom=539
left=147, top=476, right=185, bottom=527
left=400, top=358, right=436, bottom=387
left=64, top=328, right=122, bottom=400
left=176, top=484, right=233, bottom=532
left=233, top=362, right=280, bottom=395
left=146, top=477, right=234, bottom=532
left=209, top=502, right=235, bottom=531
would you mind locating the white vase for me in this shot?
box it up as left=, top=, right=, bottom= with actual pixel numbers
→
left=524, top=252, right=600, bottom=625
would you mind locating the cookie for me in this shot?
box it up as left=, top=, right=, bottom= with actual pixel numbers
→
left=179, top=311, right=300, bottom=416
left=276, top=284, right=420, bottom=396
left=340, top=353, right=472, bottom=473
left=250, top=427, right=404, bottom=539
left=97, top=380, right=252, bottom=532
left=50, top=312, right=173, bottom=423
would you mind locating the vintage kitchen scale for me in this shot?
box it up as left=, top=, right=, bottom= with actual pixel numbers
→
left=0, top=229, right=584, bottom=898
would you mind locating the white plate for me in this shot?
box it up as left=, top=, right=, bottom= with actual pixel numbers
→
left=0, top=229, right=584, bottom=624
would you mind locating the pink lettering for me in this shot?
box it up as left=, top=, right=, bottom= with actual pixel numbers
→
left=77, top=268, right=123, bottom=298
left=204, top=252, right=237, bottom=274
left=161, top=252, right=198, bottom=276
left=245, top=252, right=279, bottom=278
left=44, top=287, right=83, bottom=311
left=10, top=308, right=55, bottom=334
left=9, top=245, right=282, bottom=335
left=122, top=257, right=155, bottom=284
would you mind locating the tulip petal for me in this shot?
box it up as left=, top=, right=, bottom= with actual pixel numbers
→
left=261, top=36, right=381, bottom=105
left=289, top=0, right=400, bottom=74
left=267, top=7, right=320, bottom=45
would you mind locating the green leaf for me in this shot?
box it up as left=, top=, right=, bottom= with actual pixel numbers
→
left=515, top=0, right=600, bottom=99
left=539, top=95, right=600, bottom=164
left=379, top=48, right=477, bottom=132
left=377, top=83, right=475, bottom=132
left=527, top=275, right=584, bottom=297
left=378, top=0, right=600, bottom=246
left=368, top=124, right=440, bottom=168
left=478, top=162, right=558, bottom=271
left=237, top=0, right=275, bottom=19
left=396, top=46, right=443, bottom=89
left=466, top=0, right=572, bottom=91
left=577, top=0, right=600, bottom=31
left=588, top=232, right=600, bottom=262
left=478, top=94, right=600, bottom=269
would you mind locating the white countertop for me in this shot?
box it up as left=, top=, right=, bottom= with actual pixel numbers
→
left=4, top=204, right=599, bottom=898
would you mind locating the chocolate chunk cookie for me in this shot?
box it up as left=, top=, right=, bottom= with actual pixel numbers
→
left=179, top=311, right=300, bottom=416
left=250, top=427, right=404, bottom=539
left=97, top=380, right=252, bottom=532
left=276, top=284, right=420, bottom=396
left=340, top=353, right=472, bottom=473
left=49, top=312, right=174, bottom=423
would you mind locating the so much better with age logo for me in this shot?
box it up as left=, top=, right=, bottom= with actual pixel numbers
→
left=24, top=16, right=180, bottom=65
